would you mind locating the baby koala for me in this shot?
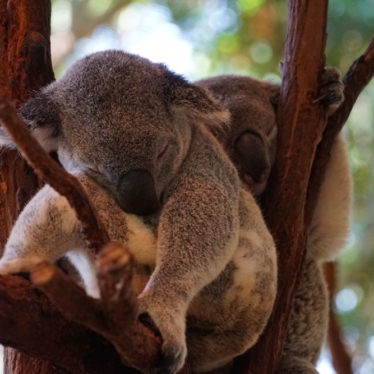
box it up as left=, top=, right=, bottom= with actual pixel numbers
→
left=0, top=50, right=277, bottom=374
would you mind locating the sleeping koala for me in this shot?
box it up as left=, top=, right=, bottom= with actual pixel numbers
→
left=197, top=71, right=352, bottom=373
left=0, top=51, right=277, bottom=374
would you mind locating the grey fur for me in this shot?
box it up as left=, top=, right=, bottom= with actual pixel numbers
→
left=0, top=51, right=277, bottom=374
left=197, top=70, right=351, bottom=373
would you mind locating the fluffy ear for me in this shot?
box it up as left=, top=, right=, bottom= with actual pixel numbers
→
left=0, top=85, right=61, bottom=152
left=163, top=70, right=230, bottom=128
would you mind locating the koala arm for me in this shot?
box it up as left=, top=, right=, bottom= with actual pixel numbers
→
left=0, top=184, right=83, bottom=274
left=138, top=130, right=239, bottom=373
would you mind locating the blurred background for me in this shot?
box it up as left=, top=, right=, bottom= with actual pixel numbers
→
left=9, top=1, right=374, bottom=373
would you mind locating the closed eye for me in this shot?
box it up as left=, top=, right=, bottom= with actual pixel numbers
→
left=157, top=143, right=169, bottom=161
left=86, top=167, right=101, bottom=175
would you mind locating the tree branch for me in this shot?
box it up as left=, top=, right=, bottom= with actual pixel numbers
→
left=0, top=99, right=109, bottom=253
left=32, top=243, right=161, bottom=373
left=0, top=273, right=135, bottom=374
left=234, top=1, right=330, bottom=372
left=306, top=37, right=374, bottom=219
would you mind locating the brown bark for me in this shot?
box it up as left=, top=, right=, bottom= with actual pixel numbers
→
left=1, top=1, right=55, bottom=373
left=32, top=243, right=160, bottom=373
left=0, top=273, right=139, bottom=374
left=0, top=0, right=54, bottom=250
left=4, top=351, right=68, bottom=374
left=0, top=245, right=160, bottom=373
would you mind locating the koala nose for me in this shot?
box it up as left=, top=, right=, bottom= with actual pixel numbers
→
left=118, top=169, right=161, bottom=215
left=235, top=131, right=270, bottom=182
left=235, top=131, right=271, bottom=196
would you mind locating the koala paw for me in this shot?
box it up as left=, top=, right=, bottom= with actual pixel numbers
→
left=316, top=67, right=344, bottom=115
left=0, top=256, right=43, bottom=275
left=138, top=293, right=187, bottom=374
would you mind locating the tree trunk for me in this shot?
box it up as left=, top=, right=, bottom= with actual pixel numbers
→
left=0, top=1, right=54, bottom=373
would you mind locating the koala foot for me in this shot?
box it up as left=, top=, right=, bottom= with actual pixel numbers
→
left=0, top=256, right=44, bottom=275
left=315, top=67, right=344, bottom=114
left=137, top=292, right=187, bottom=374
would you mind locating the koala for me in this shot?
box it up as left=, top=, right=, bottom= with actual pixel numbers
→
left=197, top=70, right=352, bottom=373
left=0, top=50, right=277, bottom=374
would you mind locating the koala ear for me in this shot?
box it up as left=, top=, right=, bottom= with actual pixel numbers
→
left=267, top=83, right=281, bottom=110
left=164, top=71, right=230, bottom=128
left=0, top=85, right=61, bottom=152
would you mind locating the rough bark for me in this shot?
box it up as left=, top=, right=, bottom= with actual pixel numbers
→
left=0, top=0, right=54, bottom=249
left=0, top=273, right=139, bottom=374
left=1, top=1, right=54, bottom=373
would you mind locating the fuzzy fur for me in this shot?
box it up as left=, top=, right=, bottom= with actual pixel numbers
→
left=0, top=51, right=277, bottom=374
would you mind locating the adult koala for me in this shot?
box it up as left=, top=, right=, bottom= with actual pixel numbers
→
left=197, top=71, right=352, bottom=373
left=0, top=51, right=277, bottom=374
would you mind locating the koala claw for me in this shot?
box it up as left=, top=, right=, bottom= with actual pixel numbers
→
left=315, top=67, right=345, bottom=114
left=138, top=294, right=187, bottom=374
left=151, top=343, right=186, bottom=374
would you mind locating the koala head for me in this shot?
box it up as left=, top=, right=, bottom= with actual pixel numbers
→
left=197, top=75, right=279, bottom=197
left=15, top=51, right=229, bottom=215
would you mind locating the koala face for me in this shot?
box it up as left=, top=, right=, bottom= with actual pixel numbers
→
left=196, top=75, right=279, bottom=196
left=19, top=51, right=228, bottom=215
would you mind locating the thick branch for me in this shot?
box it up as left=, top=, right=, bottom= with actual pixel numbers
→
left=0, top=0, right=54, bottom=253
left=235, top=2, right=329, bottom=373
left=0, top=0, right=9, bottom=99
left=7, top=0, right=54, bottom=105
left=0, top=273, right=136, bottom=374
left=0, top=99, right=109, bottom=252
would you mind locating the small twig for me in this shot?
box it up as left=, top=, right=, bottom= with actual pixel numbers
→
left=0, top=98, right=109, bottom=253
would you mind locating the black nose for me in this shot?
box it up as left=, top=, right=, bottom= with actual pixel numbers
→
left=235, top=131, right=270, bottom=182
left=118, top=169, right=161, bottom=215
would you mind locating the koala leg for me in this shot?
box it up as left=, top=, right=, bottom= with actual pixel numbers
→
left=0, top=184, right=83, bottom=274
left=185, top=190, right=277, bottom=373
left=278, top=257, right=328, bottom=374
left=308, top=133, right=352, bottom=261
